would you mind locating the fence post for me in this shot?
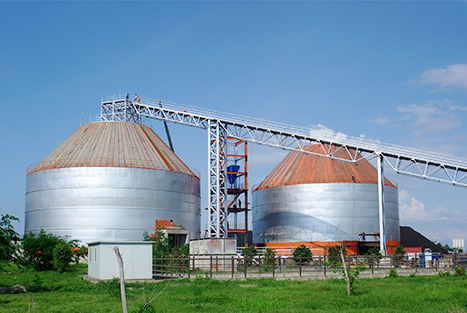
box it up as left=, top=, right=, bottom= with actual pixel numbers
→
left=272, top=256, right=275, bottom=278
left=454, top=252, right=458, bottom=268
left=170, top=258, right=173, bottom=277
left=299, top=256, right=302, bottom=277
left=244, top=256, right=247, bottom=278
left=231, top=256, right=235, bottom=278
left=188, top=257, right=191, bottom=279
left=415, top=254, right=418, bottom=273
left=210, top=256, right=213, bottom=278
left=323, top=254, right=327, bottom=278
left=371, top=254, right=375, bottom=275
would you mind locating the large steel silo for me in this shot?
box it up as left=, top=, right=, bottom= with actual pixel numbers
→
left=252, top=144, right=399, bottom=244
left=25, top=121, right=200, bottom=244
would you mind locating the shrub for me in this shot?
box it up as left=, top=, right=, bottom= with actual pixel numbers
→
left=293, top=245, right=313, bottom=265
left=21, top=229, right=74, bottom=272
left=454, top=266, right=466, bottom=277
left=143, top=229, right=172, bottom=258
left=388, top=268, right=398, bottom=278
left=242, top=246, right=257, bottom=266
left=262, top=248, right=276, bottom=271
left=52, top=241, right=73, bottom=273
left=365, top=247, right=382, bottom=267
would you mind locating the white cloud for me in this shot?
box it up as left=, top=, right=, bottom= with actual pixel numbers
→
left=399, top=189, right=467, bottom=222
left=309, top=124, right=348, bottom=142
left=396, top=100, right=462, bottom=135
left=413, top=64, right=467, bottom=90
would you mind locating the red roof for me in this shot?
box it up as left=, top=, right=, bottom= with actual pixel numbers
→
left=255, top=144, right=396, bottom=190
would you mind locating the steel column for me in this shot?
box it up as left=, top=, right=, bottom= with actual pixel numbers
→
left=377, top=154, right=387, bottom=255
left=207, top=121, right=227, bottom=238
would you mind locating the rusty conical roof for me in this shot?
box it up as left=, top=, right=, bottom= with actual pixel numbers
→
left=28, top=121, right=195, bottom=176
left=255, top=144, right=395, bottom=190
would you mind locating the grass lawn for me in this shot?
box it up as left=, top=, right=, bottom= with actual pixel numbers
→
left=1, top=263, right=466, bottom=312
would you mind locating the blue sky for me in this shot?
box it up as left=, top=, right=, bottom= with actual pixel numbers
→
left=1, top=2, right=466, bottom=246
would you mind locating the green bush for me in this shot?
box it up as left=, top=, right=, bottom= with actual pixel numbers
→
left=388, top=268, right=398, bottom=278
left=143, top=229, right=172, bottom=258
left=364, top=247, right=382, bottom=267
left=262, top=248, right=276, bottom=271
left=21, top=229, right=74, bottom=272
left=242, top=246, right=257, bottom=266
left=52, top=241, right=73, bottom=273
left=454, top=266, right=466, bottom=277
left=292, top=245, right=312, bottom=265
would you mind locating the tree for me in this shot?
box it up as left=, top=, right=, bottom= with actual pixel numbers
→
left=0, top=213, right=20, bottom=262
left=393, top=245, right=407, bottom=265
left=292, top=245, right=313, bottom=265
left=326, top=244, right=366, bottom=296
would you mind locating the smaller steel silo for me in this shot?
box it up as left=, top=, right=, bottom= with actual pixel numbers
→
left=252, top=144, right=399, bottom=245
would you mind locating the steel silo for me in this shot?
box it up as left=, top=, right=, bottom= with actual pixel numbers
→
left=25, top=121, right=200, bottom=244
left=252, top=144, right=399, bottom=244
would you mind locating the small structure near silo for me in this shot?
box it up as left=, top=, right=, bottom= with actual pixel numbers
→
left=154, top=219, right=190, bottom=247
left=190, top=238, right=237, bottom=271
left=88, top=241, right=153, bottom=281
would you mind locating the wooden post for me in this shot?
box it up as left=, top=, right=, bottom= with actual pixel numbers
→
left=231, top=256, right=235, bottom=278
left=244, top=256, right=247, bottom=278
left=113, top=247, right=128, bottom=313
left=210, top=256, right=213, bottom=278
left=188, top=256, right=191, bottom=279
left=340, top=248, right=352, bottom=296
left=272, top=257, right=275, bottom=278
left=299, top=256, right=302, bottom=277
left=323, top=254, right=327, bottom=278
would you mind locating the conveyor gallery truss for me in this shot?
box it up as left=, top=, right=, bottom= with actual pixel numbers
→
left=101, top=94, right=467, bottom=252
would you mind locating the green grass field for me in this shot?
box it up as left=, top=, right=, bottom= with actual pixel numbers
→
left=1, top=263, right=466, bottom=312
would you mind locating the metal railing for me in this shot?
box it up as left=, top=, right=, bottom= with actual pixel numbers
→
left=154, top=252, right=457, bottom=280
left=26, top=159, right=201, bottom=178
